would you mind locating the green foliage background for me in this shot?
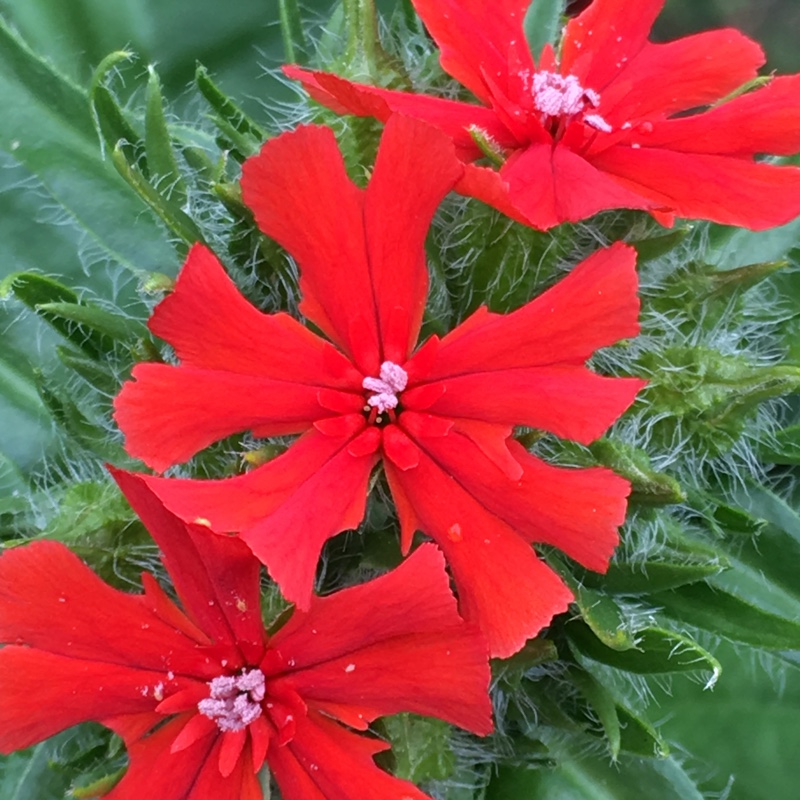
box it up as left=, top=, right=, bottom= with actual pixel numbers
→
left=0, top=1, right=799, bottom=798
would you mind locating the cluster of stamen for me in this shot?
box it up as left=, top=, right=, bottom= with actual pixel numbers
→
left=524, top=70, right=612, bottom=134
left=197, top=668, right=266, bottom=732
left=362, top=361, right=408, bottom=415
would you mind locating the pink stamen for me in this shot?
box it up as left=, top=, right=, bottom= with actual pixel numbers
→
left=197, top=668, right=266, bottom=732
left=363, top=361, right=408, bottom=414
left=529, top=70, right=611, bottom=133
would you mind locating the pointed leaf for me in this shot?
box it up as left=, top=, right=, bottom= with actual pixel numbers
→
left=572, top=586, right=636, bottom=651
left=760, top=423, right=800, bottom=465
left=630, top=227, right=690, bottom=263
left=36, top=302, right=148, bottom=345
left=145, top=65, right=186, bottom=203
left=486, top=754, right=704, bottom=800
left=524, top=0, right=564, bottom=63
left=0, top=273, right=104, bottom=358
left=195, top=65, right=266, bottom=159
left=569, top=621, right=722, bottom=681
left=382, top=714, right=456, bottom=784
left=56, top=347, right=118, bottom=395
left=0, top=18, right=175, bottom=275
left=278, top=0, right=308, bottom=62
left=654, top=582, right=800, bottom=650
left=582, top=552, right=727, bottom=595
left=571, top=668, right=621, bottom=758
left=111, top=142, right=204, bottom=247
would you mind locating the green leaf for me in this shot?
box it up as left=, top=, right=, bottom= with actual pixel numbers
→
left=0, top=350, right=52, bottom=474
left=569, top=621, right=722, bottom=681
left=1, top=272, right=99, bottom=357
left=524, top=0, right=564, bottom=62
left=486, top=754, right=704, bottom=800
left=590, top=439, right=685, bottom=505
left=760, top=423, right=800, bottom=464
left=572, top=586, right=636, bottom=651
left=659, top=641, right=800, bottom=800
left=278, top=0, right=308, bottom=63
left=111, top=141, right=205, bottom=247
left=720, top=484, right=800, bottom=613
left=35, top=378, right=126, bottom=462
left=571, top=668, right=621, bottom=758
left=708, top=214, right=800, bottom=270
left=630, top=227, right=690, bottom=263
left=583, top=552, right=726, bottom=595
left=654, top=582, right=800, bottom=650
left=616, top=704, right=669, bottom=759
left=42, top=480, right=134, bottom=543
left=36, top=301, right=148, bottom=345
left=56, top=346, right=118, bottom=395
left=382, top=715, right=456, bottom=784
left=0, top=18, right=175, bottom=276
left=0, top=448, right=30, bottom=516
left=89, top=54, right=144, bottom=170
left=687, top=487, right=767, bottom=536
left=195, top=64, right=266, bottom=159
left=0, top=741, right=73, bottom=800
left=145, top=65, right=187, bottom=204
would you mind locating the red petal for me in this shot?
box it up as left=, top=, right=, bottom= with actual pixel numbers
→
left=409, top=367, right=645, bottom=445
left=591, top=145, right=800, bottom=230
left=250, top=715, right=271, bottom=772
left=448, top=419, right=521, bottom=480
left=218, top=729, right=247, bottom=778
left=455, top=163, right=535, bottom=226
left=269, top=710, right=430, bottom=800
left=240, top=450, right=375, bottom=611
left=284, top=65, right=510, bottom=159
left=598, top=30, right=763, bottom=123
left=106, top=714, right=262, bottom=800
left=148, top=243, right=338, bottom=384
left=143, top=430, right=377, bottom=611
left=382, top=424, right=420, bottom=470
left=384, top=457, right=573, bottom=658
left=423, top=433, right=629, bottom=571
left=641, top=75, right=800, bottom=157
left=427, top=242, right=640, bottom=374
left=0, top=541, right=203, bottom=674
left=561, top=0, right=664, bottom=92
left=270, top=544, right=492, bottom=734
left=170, top=713, right=218, bottom=754
left=411, top=0, right=532, bottom=103
left=112, top=469, right=266, bottom=657
left=115, top=363, right=336, bottom=471
left=241, top=125, right=379, bottom=372
left=499, top=143, right=656, bottom=228
left=0, top=647, right=181, bottom=752
left=365, top=115, right=463, bottom=359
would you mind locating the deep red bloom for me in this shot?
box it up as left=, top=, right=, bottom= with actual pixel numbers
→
left=114, top=116, right=643, bottom=657
left=284, top=0, right=800, bottom=230
left=0, top=468, right=492, bottom=800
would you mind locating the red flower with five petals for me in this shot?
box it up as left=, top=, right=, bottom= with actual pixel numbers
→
left=0, top=468, right=492, bottom=800
left=285, top=0, right=800, bottom=230
left=114, top=116, right=644, bottom=657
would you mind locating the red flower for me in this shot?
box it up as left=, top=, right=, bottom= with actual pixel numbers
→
left=114, top=116, right=643, bottom=657
left=284, top=0, right=800, bottom=230
left=0, top=468, right=492, bottom=800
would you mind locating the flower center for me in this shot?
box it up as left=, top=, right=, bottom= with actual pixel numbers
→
left=526, top=70, right=611, bottom=134
left=362, top=361, right=408, bottom=415
left=197, top=668, right=266, bottom=732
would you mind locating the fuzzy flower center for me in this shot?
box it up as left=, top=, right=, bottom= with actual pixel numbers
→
left=526, top=70, right=612, bottom=134
left=197, top=668, right=266, bottom=733
left=362, top=361, right=408, bottom=414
